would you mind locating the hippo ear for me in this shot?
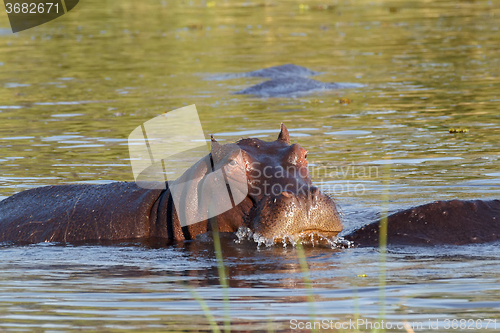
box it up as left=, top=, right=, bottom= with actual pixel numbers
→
left=211, top=134, right=221, bottom=150
left=210, top=134, right=223, bottom=163
left=277, top=123, right=290, bottom=144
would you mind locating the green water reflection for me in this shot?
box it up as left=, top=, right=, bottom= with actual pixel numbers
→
left=1, top=0, right=499, bottom=206
left=0, top=0, right=499, bottom=330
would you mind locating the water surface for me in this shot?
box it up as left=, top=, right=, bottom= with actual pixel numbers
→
left=1, top=0, right=499, bottom=331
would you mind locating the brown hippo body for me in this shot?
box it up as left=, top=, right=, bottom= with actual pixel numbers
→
left=345, top=199, right=500, bottom=246
left=0, top=182, right=168, bottom=243
left=0, top=124, right=342, bottom=244
left=0, top=124, right=498, bottom=246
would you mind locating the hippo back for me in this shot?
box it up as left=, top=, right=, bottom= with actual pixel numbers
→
left=345, top=199, right=500, bottom=246
left=0, top=182, right=164, bottom=243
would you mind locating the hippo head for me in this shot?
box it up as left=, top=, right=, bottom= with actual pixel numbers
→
left=210, top=124, right=343, bottom=243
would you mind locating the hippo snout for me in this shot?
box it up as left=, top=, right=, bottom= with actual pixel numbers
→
left=250, top=187, right=343, bottom=241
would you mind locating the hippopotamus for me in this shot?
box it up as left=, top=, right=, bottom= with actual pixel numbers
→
left=234, top=77, right=363, bottom=97
left=211, top=64, right=319, bottom=80
left=345, top=199, right=500, bottom=246
left=239, top=64, right=320, bottom=79
left=233, top=65, right=363, bottom=96
left=0, top=124, right=499, bottom=246
left=0, top=124, right=342, bottom=244
left=210, top=64, right=363, bottom=96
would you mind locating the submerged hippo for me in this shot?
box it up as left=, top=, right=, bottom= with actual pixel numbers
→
left=234, top=77, right=362, bottom=97
left=212, top=64, right=319, bottom=81
left=239, top=64, right=320, bottom=79
left=346, top=199, right=500, bottom=246
left=0, top=124, right=499, bottom=246
left=213, top=64, right=363, bottom=96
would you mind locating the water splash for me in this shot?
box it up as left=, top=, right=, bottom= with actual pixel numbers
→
left=235, top=227, right=354, bottom=249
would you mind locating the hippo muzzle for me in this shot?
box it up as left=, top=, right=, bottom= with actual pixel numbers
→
left=210, top=123, right=343, bottom=244
left=249, top=186, right=342, bottom=241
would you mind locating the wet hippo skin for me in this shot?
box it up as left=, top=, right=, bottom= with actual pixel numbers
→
left=234, top=77, right=348, bottom=97
left=0, top=182, right=166, bottom=243
left=0, top=125, right=498, bottom=246
left=0, top=124, right=343, bottom=244
left=345, top=199, right=500, bottom=246
left=223, top=64, right=363, bottom=96
left=241, top=64, right=320, bottom=79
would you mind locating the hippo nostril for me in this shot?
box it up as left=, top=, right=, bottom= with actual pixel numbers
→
left=281, top=191, right=293, bottom=198
left=311, top=187, right=319, bottom=196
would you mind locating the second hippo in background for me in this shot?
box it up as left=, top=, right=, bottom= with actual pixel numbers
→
left=228, top=64, right=363, bottom=96
left=234, top=77, right=363, bottom=97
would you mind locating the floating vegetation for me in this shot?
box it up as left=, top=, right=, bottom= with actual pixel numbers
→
left=449, top=128, right=469, bottom=133
left=187, top=24, right=203, bottom=30
left=310, top=99, right=323, bottom=104
left=299, top=4, right=335, bottom=11
left=311, top=4, right=335, bottom=11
